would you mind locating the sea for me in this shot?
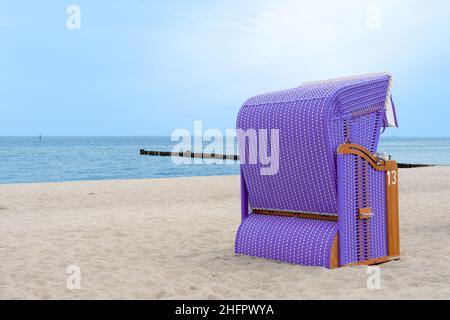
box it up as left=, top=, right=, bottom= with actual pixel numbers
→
left=0, top=136, right=449, bottom=184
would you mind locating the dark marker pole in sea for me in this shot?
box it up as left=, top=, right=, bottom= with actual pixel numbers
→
left=39, top=134, right=42, bottom=141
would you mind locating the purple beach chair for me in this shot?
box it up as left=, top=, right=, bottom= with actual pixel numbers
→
left=235, top=73, right=400, bottom=268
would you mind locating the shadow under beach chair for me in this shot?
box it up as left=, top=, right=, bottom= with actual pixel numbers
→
left=235, top=73, right=400, bottom=268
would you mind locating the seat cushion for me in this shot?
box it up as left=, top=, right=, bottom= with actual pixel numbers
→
left=235, top=214, right=338, bottom=267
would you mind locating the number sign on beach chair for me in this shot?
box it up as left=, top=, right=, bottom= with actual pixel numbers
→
left=235, top=73, right=400, bottom=268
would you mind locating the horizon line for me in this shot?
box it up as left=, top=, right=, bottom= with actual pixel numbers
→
left=1, top=135, right=450, bottom=139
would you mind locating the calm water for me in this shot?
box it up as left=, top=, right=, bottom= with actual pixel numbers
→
left=0, top=136, right=449, bottom=184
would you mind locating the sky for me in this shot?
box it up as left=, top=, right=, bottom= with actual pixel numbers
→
left=1, top=0, right=450, bottom=137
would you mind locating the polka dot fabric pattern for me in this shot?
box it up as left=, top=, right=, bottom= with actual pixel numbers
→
left=238, top=98, right=338, bottom=215
left=237, top=73, right=391, bottom=215
left=235, top=214, right=338, bottom=268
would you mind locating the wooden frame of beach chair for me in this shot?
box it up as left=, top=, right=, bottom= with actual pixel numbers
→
left=337, top=143, right=400, bottom=265
left=235, top=73, right=400, bottom=268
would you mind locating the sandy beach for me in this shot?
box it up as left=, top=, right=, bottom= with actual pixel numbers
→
left=1, top=166, right=450, bottom=299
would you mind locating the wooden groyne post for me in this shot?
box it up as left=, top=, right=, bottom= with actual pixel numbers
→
left=140, top=149, right=239, bottom=161
left=139, top=149, right=434, bottom=168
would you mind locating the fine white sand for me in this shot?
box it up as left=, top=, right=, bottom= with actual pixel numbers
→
left=1, top=167, right=450, bottom=299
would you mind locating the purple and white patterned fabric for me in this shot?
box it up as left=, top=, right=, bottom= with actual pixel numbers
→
left=237, top=73, right=393, bottom=215
left=235, top=214, right=337, bottom=267
left=235, top=73, right=397, bottom=268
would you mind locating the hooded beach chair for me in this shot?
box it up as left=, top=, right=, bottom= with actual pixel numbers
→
left=235, top=73, right=400, bottom=268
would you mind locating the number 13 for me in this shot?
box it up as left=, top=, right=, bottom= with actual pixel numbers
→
left=387, top=170, right=397, bottom=186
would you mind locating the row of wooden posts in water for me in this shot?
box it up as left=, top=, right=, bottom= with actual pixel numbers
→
left=140, top=149, right=239, bottom=161
left=139, top=149, right=432, bottom=168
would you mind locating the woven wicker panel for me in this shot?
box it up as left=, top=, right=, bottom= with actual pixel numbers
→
left=369, top=165, right=388, bottom=259
left=337, top=153, right=359, bottom=265
left=337, top=153, right=388, bottom=265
